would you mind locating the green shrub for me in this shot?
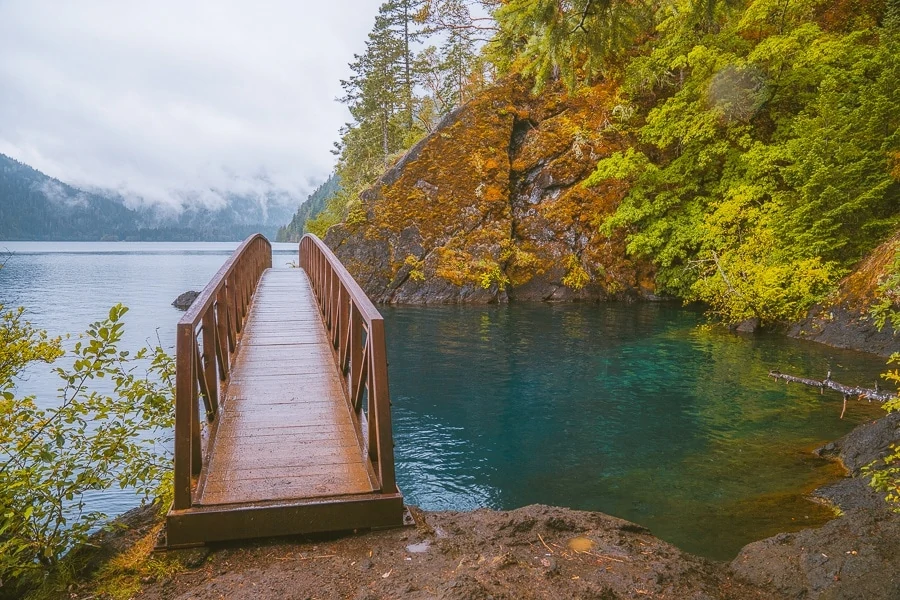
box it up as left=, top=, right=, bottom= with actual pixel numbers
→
left=0, top=303, right=174, bottom=593
left=865, top=249, right=900, bottom=510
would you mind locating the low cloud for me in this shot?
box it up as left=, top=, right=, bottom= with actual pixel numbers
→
left=0, top=0, right=382, bottom=210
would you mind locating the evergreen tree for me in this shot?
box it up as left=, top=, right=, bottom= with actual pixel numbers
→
left=491, top=0, right=658, bottom=91
left=320, top=0, right=493, bottom=237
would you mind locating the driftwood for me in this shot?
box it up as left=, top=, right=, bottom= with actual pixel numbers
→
left=768, top=370, right=896, bottom=419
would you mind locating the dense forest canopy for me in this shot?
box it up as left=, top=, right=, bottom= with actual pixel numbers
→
left=308, top=0, right=898, bottom=327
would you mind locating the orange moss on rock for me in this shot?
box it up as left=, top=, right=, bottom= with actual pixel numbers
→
left=327, top=77, right=655, bottom=304
left=832, top=231, right=900, bottom=312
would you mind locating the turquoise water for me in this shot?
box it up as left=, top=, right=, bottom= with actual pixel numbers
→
left=384, top=304, right=887, bottom=559
left=0, top=243, right=889, bottom=560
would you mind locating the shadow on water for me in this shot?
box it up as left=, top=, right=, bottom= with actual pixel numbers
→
left=383, top=303, right=887, bottom=560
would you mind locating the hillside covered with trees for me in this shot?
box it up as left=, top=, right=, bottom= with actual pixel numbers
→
left=276, top=173, right=340, bottom=241
left=0, top=154, right=297, bottom=241
left=0, top=154, right=139, bottom=241
left=313, top=0, right=898, bottom=329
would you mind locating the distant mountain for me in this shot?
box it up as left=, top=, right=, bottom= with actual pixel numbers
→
left=0, top=153, right=299, bottom=241
left=276, top=173, right=339, bottom=242
left=0, top=154, right=140, bottom=240
left=136, top=191, right=297, bottom=241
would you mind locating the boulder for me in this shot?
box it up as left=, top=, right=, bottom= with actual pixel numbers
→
left=172, top=290, right=200, bottom=310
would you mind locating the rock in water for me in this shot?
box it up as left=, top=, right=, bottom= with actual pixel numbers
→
left=172, top=291, right=200, bottom=310
left=735, top=317, right=760, bottom=333
left=787, top=231, right=900, bottom=356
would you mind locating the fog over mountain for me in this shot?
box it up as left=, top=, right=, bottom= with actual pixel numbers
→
left=0, top=153, right=298, bottom=241
left=0, top=0, right=382, bottom=215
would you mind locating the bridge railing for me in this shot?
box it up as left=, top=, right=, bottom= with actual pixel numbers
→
left=299, top=234, right=397, bottom=494
left=173, top=234, right=272, bottom=510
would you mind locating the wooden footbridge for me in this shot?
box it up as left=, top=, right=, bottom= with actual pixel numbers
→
left=162, top=234, right=405, bottom=548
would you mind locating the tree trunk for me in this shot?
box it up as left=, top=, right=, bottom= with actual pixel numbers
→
left=769, top=370, right=895, bottom=403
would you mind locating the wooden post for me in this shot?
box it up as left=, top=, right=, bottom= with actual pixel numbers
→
left=173, top=324, right=194, bottom=510
left=368, top=318, right=396, bottom=494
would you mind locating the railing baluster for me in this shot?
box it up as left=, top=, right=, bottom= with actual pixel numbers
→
left=197, top=331, right=217, bottom=420
left=214, top=291, right=230, bottom=381
left=202, top=311, right=219, bottom=417
left=350, top=306, right=362, bottom=403
left=367, top=348, right=376, bottom=461
left=173, top=234, right=272, bottom=512
left=340, top=302, right=352, bottom=374
left=353, top=344, right=369, bottom=412
left=298, top=234, right=397, bottom=496
left=332, top=286, right=341, bottom=349
left=191, top=348, right=202, bottom=477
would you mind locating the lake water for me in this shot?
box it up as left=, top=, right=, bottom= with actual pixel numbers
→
left=0, top=242, right=889, bottom=560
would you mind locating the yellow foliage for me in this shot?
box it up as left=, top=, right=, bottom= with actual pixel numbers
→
left=404, top=254, right=425, bottom=282
left=477, top=261, right=510, bottom=290
left=345, top=202, right=368, bottom=228
left=562, top=255, right=591, bottom=290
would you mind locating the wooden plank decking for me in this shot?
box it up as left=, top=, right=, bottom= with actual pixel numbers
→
left=197, top=269, right=376, bottom=506
left=164, top=235, right=404, bottom=548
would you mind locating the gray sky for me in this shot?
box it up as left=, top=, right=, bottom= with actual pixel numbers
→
left=0, top=0, right=383, bottom=210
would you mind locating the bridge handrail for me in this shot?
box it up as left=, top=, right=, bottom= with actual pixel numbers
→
left=173, top=234, right=272, bottom=510
left=299, top=234, right=397, bottom=494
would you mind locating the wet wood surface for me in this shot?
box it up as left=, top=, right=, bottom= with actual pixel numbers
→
left=197, top=269, right=375, bottom=506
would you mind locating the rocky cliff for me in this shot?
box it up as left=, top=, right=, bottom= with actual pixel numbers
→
left=325, top=78, right=656, bottom=304
left=788, top=232, right=899, bottom=356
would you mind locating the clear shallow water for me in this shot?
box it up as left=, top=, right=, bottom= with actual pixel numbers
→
left=383, top=304, right=887, bottom=559
left=0, top=243, right=889, bottom=560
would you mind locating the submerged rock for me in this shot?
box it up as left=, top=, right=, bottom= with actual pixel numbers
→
left=172, top=290, right=200, bottom=310
left=733, top=411, right=900, bottom=599
left=815, top=412, right=900, bottom=476
left=734, top=317, right=760, bottom=333
left=811, top=411, right=900, bottom=513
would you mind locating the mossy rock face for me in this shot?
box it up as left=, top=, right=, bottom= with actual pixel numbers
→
left=327, top=77, right=656, bottom=304
left=787, top=231, right=900, bottom=356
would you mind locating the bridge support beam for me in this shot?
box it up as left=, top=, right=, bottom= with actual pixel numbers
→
left=163, top=492, right=405, bottom=548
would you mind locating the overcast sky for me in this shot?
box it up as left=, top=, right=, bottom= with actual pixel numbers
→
left=0, top=0, right=383, bottom=210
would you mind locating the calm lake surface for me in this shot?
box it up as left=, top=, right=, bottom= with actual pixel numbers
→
left=0, top=242, right=889, bottom=560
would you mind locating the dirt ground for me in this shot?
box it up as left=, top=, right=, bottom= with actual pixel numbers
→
left=58, top=412, right=899, bottom=600
left=80, top=505, right=777, bottom=600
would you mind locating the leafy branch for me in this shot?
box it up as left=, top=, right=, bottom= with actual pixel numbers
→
left=0, top=303, right=174, bottom=592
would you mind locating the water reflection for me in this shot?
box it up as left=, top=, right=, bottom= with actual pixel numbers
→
left=383, top=303, right=887, bottom=560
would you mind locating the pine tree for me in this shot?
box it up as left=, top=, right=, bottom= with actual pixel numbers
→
left=492, top=0, right=657, bottom=91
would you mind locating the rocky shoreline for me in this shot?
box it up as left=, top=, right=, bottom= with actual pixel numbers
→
left=58, top=407, right=898, bottom=600
left=731, top=412, right=900, bottom=599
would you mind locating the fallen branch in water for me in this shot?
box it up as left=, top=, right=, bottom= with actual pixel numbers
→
left=768, top=370, right=896, bottom=418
